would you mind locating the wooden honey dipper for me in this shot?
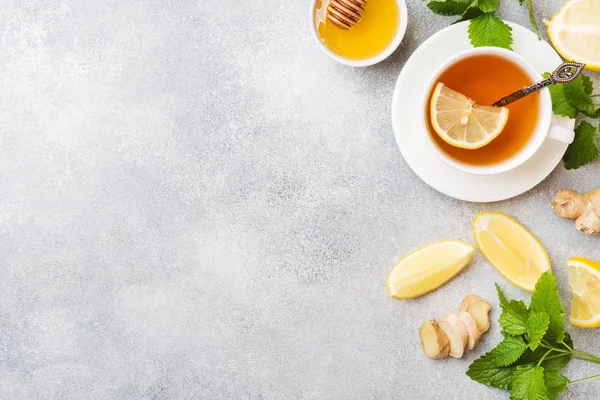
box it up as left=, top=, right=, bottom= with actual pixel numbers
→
left=327, top=0, right=367, bottom=30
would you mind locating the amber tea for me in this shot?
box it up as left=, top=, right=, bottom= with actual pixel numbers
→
left=427, top=54, right=541, bottom=166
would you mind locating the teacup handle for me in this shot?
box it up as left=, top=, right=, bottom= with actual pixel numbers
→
left=547, top=125, right=575, bottom=144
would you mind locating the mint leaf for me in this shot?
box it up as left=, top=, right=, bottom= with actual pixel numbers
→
left=545, top=73, right=579, bottom=118
left=467, top=351, right=515, bottom=389
left=563, top=121, right=599, bottom=170
left=526, top=312, right=550, bottom=351
left=501, top=300, right=529, bottom=335
left=496, top=284, right=529, bottom=335
left=488, top=336, right=528, bottom=367
left=530, top=271, right=566, bottom=342
left=546, top=73, right=596, bottom=118
left=510, top=365, right=550, bottom=400
left=468, top=13, right=513, bottom=50
left=477, top=0, right=499, bottom=12
left=581, top=74, right=594, bottom=96
left=564, top=75, right=594, bottom=111
left=428, top=0, right=471, bottom=16
left=455, top=6, right=484, bottom=22
left=544, top=370, right=568, bottom=400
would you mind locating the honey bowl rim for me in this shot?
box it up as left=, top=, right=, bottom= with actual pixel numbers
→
left=309, top=0, right=408, bottom=67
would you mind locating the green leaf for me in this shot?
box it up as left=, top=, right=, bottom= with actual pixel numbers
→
left=564, top=75, right=594, bottom=111
left=549, top=87, right=579, bottom=118
left=545, top=73, right=579, bottom=118
left=526, top=312, right=550, bottom=351
left=581, top=74, right=594, bottom=96
left=496, top=284, right=529, bottom=335
left=529, top=271, right=566, bottom=342
left=544, top=370, right=568, bottom=400
left=477, top=0, right=499, bottom=12
left=488, top=336, right=529, bottom=367
left=510, top=365, right=550, bottom=400
left=454, top=5, right=484, bottom=22
left=522, top=0, right=541, bottom=40
left=546, top=73, right=596, bottom=118
left=563, top=121, right=599, bottom=170
left=468, top=13, right=513, bottom=50
left=467, top=351, right=516, bottom=389
left=428, top=0, right=470, bottom=16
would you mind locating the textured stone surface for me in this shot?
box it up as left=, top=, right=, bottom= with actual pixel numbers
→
left=1, top=0, right=599, bottom=399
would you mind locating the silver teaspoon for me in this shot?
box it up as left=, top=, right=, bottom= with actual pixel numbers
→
left=492, top=61, right=586, bottom=107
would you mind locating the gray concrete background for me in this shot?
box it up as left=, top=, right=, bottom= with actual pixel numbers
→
left=1, top=0, right=599, bottom=399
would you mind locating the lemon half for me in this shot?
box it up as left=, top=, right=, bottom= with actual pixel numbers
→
left=545, top=0, right=600, bottom=72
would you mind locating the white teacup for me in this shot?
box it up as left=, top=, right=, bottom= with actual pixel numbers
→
left=421, top=47, right=575, bottom=176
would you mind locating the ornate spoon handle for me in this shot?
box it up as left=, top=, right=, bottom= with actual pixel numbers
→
left=492, top=62, right=586, bottom=107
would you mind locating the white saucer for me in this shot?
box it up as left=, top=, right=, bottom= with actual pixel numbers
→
left=391, top=21, right=575, bottom=203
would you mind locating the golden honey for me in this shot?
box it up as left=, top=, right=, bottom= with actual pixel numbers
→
left=314, top=0, right=400, bottom=60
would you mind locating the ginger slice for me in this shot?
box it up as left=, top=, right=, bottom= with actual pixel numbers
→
left=467, top=300, right=492, bottom=333
left=439, top=312, right=469, bottom=358
left=458, top=311, right=482, bottom=350
left=419, top=320, right=450, bottom=359
left=459, top=294, right=483, bottom=312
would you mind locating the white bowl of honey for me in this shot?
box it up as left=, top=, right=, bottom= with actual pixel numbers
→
left=310, top=0, right=408, bottom=67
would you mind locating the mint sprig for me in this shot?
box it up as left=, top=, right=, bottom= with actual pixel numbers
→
left=468, top=271, right=600, bottom=398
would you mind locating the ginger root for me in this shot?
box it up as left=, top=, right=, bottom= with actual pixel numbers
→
left=552, top=188, right=600, bottom=235
left=419, top=320, right=450, bottom=359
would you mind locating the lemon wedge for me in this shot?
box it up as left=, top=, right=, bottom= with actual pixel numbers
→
left=386, top=240, right=475, bottom=300
left=473, top=212, right=551, bottom=292
left=429, top=83, right=509, bottom=150
left=568, top=257, right=600, bottom=328
left=545, top=0, right=600, bottom=72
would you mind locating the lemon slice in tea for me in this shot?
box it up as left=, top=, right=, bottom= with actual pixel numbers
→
left=430, top=83, right=509, bottom=150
